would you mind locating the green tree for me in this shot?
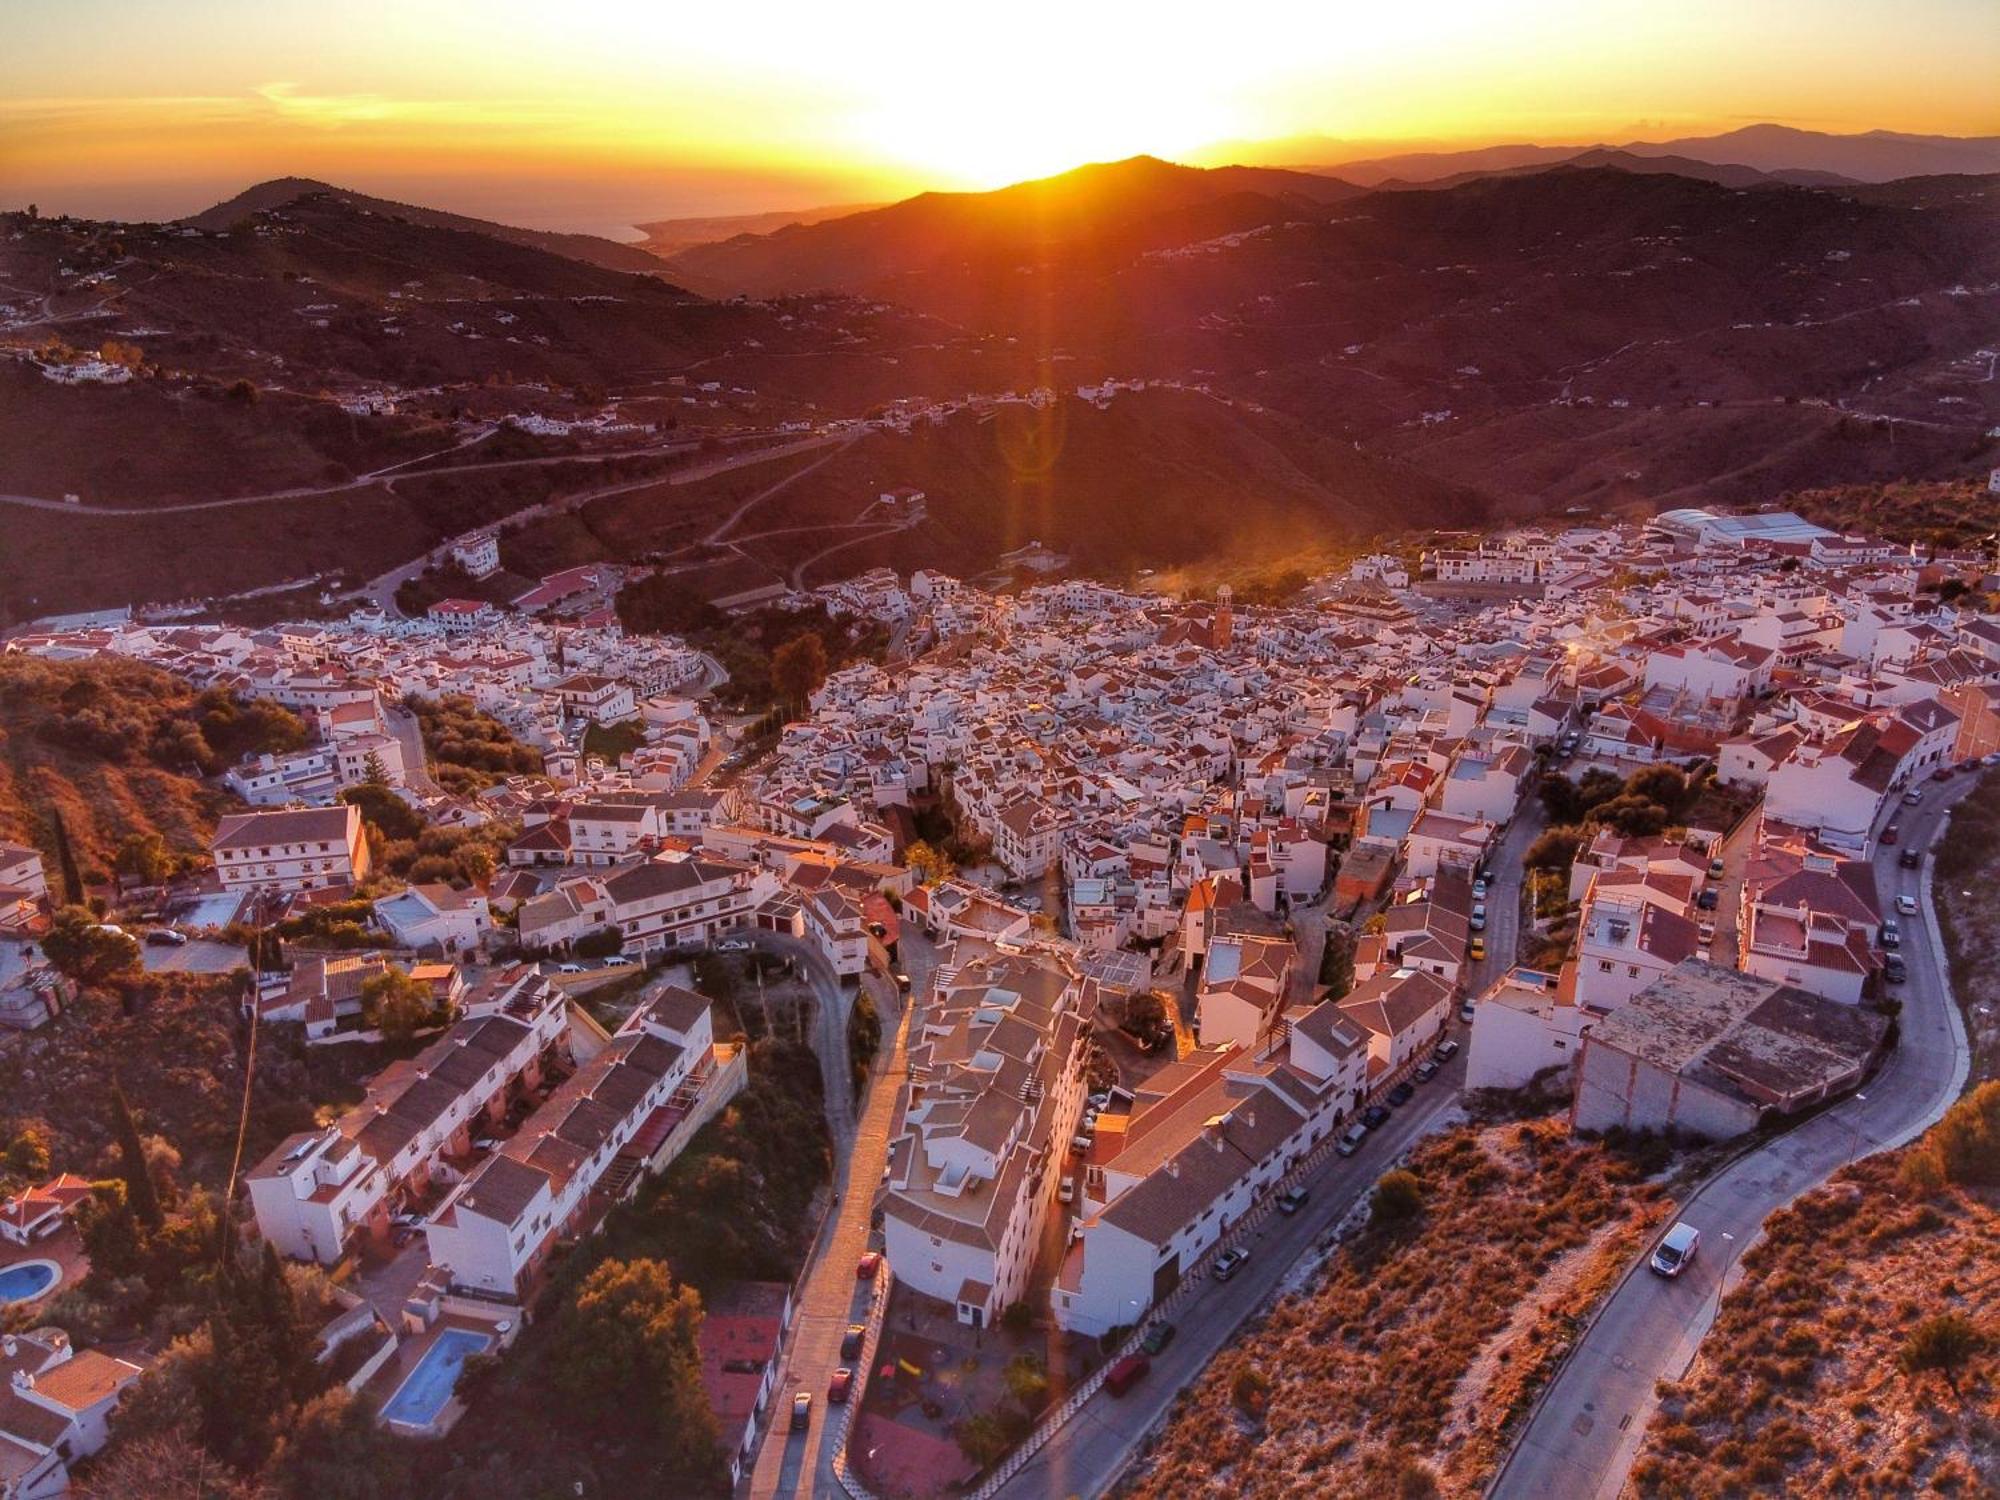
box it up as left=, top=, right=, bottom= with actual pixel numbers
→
left=771, top=632, right=829, bottom=711
left=267, top=1387, right=416, bottom=1499
left=1899, top=1313, right=1986, bottom=1400
left=6, top=1124, right=51, bottom=1178
left=111, top=1079, right=163, bottom=1230
left=115, top=831, right=172, bottom=886
left=1001, top=1352, right=1049, bottom=1412
left=1372, top=1169, right=1423, bottom=1225
left=360, top=750, right=389, bottom=786
left=1231, top=1364, right=1272, bottom=1418
left=550, top=1258, right=719, bottom=1473
left=49, top=807, right=84, bottom=905
left=1525, top=826, right=1584, bottom=871
left=903, top=839, right=954, bottom=886
left=360, top=968, right=435, bottom=1043
left=42, top=905, right=141, bottom=984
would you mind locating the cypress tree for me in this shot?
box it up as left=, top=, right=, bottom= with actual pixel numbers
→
left=50, top=808, right=83, bottom=906
left=110, top=1078, right=162, bottom=1230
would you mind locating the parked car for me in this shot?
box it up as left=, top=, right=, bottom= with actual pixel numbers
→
left=555, top=962, right=584, bottom=974
left=1650, top=1222, right=1701, bottom=1278
left=894, top=972, right=912, bottom=990
left=1386, top=1081, right=1416, bottom=1107
left=856, top=1252, right=882, bottom=1281
left=1903, top=788, right=1924, bottom=805
left=1696, top=887, right=1720, bottom=911
left=1896, top=894, right=1919, bottom=916
left=1472, top=877, right=1489, bottom=899
left=1881, top=824, right=1901, bottom=845
left=1931, top=767, right=1954, bottom=783
left=841, top=1324, right=865, bottom=1360
left=1883, top=953, right=1908, bottom=985
left=828, top=1368, right=854, bottom=1404
left=1362, top=1104, right=1391, bottom=1129
left=1335, top=1122, right=1369, bottom=1156
left=1707, top=856, right=1726, bottom=878
left=1459, top=1000, right=1476, bottom=1023
left=791, top=1392, right=813, bottom=1431
left=1414, top=1058, right=1441, bottom=1083
left=1276, top=1187, right=1309, bottom=1215
left=1139, top=1321, right=1177, bottom=1356
left=867, top=922, right=887, bottom=939
left=1899, top=848, right=1923, bottom=869
left=1104, top=1353, right=1151, bottom=1396
left=1880, top=919, right=1900, bottom=949
left=144, top=927, right=189, bottom=947
left=1697, top=919, right=1716, bottom=944
left=1470, top=903, right=1487, bottom=931
left=1057, top=1179, right=1075, bottom=1204
left=717, top=938, right=751, bottom=952
left=1434, top=1038, right=1460, bottom=1062
left=1468, top=936, right=1486, bottom=961
left=1211, top=1247, right=1251, bottom=1282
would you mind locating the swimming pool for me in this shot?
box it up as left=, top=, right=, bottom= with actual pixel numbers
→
left=0, top=1260, right=60, bottom=1305
left=380, top=1328, right=492, bottom=1429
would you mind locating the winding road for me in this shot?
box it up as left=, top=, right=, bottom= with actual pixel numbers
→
left=1488, top=775, right=1978, bottom=1500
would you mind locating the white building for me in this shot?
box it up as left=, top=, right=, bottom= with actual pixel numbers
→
left=211, top=804, right=371, bottom=892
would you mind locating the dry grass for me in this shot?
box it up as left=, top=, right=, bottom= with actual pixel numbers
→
left=1118, top=1120, right=1670, bottom=1499
left=1635, top=1153, right=1998, bottom=1497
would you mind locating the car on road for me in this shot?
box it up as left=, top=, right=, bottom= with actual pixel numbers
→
left=1650, top=1222, right=1701, bottom=1277
left=894, top=972, right=912, bottom=990
left=1881, top=824, right=1900, bottom=845
left=1880, top=918, right=1900, bottom=949
left=1697, top=919, right=1716, bottom=944
left=1139, top=1322, right=1177, bottom=1356
left=791, top=1392, right=813, bottom=1431
left=1104, top=1353, right=1151, bottom=1396
left=1470, top=903, right=1487, bottom=931
left=1708, top=857, right=1726, bottom=878
left=1696, top=887, right=1719, bottom=911
left=1896, top=894, right=1919, bottom=916
left=1362, top=1104, right=1391, bottom=1129
left=1276, top=1187, right=1309, bottom=1215
left=867, top=921, right=887, bottom=939
left=1336, top=1123, right=1369, bottom=1156
left=841, top=1324, right=865, bottom=1360
left=144, top=927, right=189, bottom=947
left=1899, top=847, right=1923, bottom=869
left=555, top=962, right=584, bottom=974
left=1902, top=788, right=1924, bottom=805
left=1058, top=1179, right=1075, bottom=1204
left=1434, top=1038, right=1460, bottom=1062
left=828, top=1367, right=854, bottom=1404
left=1211, top=1247, right=1251, bottom=1282
left=716, top=938, right=751, bottom=952
left=1883, top=953, right=1908, bottom=985
left=1472, top=877, right=1489, bottom=899
left=1459, top=1000, right=1476, bottom=1023
left=1386, top=1081, right=1416, bottom=1107
left=1931, top=767, right=1954, bottom=783
left=856, top=1252, right=882, bottom=1281
left=1414, top=1058, right=1441, bottom=1083
left=1468, top=935, right=1486, bottom=961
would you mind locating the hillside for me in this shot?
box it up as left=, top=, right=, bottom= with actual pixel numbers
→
left=501, top=387, right=1491, bottom=590
left=187, top=177, right=668, bottom=275
left=0, top=654, right=274, bottom=881
left=659, top=155, right=1365, bottom=299
left=1634, top=1120, right=1998, bottom=1496
left=1784, top=476, right=2000, bottom=550
left=1119, top=1120, right=1672, bottom=1498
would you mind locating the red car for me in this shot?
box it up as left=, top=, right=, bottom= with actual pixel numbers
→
left=828, top=1367, right=854, bottom=1404
left=856, top=1252, right=883, bottom=1281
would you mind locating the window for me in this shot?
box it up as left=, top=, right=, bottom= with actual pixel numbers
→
left=1598, top=960, right=1613, bottom=973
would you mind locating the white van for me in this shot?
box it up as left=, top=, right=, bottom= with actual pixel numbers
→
left=1650, top=1221, right=1701, bottom=1277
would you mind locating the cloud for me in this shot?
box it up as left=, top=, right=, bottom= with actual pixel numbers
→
left=250, top=82, right=575, bottom=132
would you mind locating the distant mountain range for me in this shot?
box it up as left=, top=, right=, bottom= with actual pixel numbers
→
left=632, top=202, right=889, bottom=258
left=1317, top=123, right=2000, bottom=187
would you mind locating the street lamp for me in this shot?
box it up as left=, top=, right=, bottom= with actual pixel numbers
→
left=1709, top=1230, right=1737, bottom=1329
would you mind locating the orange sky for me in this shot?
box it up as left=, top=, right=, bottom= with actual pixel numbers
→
left=4, top=1, right=1995, bottom=232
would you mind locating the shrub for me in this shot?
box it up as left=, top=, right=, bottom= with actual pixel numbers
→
left=1371, top=1169, right=1423, bottom=1225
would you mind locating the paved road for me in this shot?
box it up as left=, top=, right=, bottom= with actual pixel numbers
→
left=750, top=932, right=937, bottom=1500
left=990, top=1052, right=1470, bottom=1500
left=1468, top=793, right=1547, bottom=993
left=1490, top=777, right=1977, bottom=1500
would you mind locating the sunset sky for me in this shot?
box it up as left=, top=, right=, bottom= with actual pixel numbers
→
left=4, top=0, right=1996, bottom=234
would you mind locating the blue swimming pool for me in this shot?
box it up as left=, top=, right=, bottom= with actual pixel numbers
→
left=380, top=1328, right=492, bottom=1428
left=0, top=1260, right=60, bottom=1304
